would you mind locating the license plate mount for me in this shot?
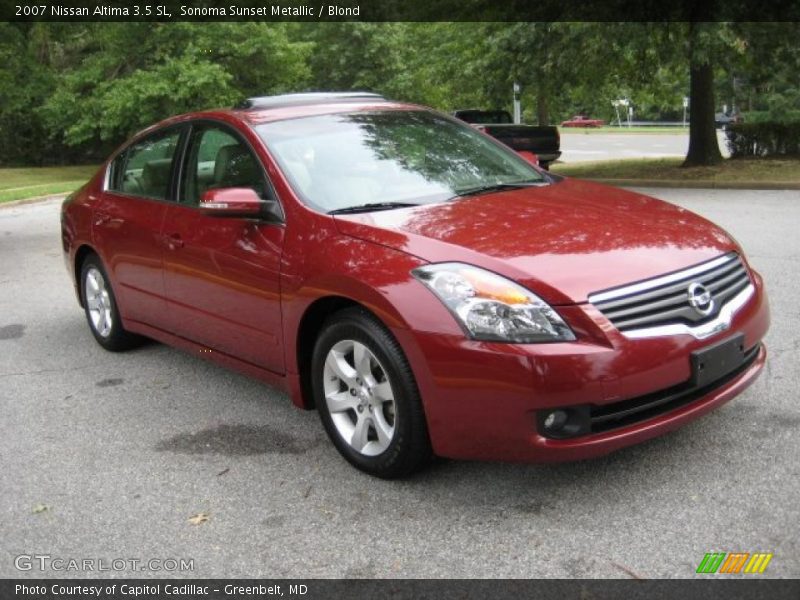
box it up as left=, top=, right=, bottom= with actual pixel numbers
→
left=691, top=333, right=746, bottom=388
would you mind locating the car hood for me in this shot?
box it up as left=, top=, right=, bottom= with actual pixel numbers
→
left=333, top=178, right=739, bottom=305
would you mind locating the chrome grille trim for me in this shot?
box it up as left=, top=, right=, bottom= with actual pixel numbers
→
left=622, top=284, right=753, bottom=340
left=589, top=253, right=738, bottom=303
left=589, top=253, right=754, bottom=340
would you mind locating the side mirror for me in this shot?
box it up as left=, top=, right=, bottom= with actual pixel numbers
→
left=199, top=187, right=281, bottom=221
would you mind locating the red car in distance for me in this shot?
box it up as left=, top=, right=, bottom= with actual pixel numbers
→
left=561, top=115, right=606, bottom=127
left=61, top=93, right=769, bottom=478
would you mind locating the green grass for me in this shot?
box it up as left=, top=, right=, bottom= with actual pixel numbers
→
left=560, top=126, right=689, bottom=134
left=552, top=157, right=800, bottom=183
left=3, top=158, right=797, bottom=202
left=0, top=165, right=97, bottom=203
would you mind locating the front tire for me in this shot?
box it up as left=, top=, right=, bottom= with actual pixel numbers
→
left=80, top=254, right=142, bottom=352
left=312, top=307, right=432, bottom=478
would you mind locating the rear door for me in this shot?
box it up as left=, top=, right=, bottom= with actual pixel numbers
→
left=94, top=126, right=185, bottom=330
left=161, top=121, right=286, bottom=373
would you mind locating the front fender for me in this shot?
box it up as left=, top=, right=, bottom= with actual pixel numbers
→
left=281, top=232, right=431, bottom=377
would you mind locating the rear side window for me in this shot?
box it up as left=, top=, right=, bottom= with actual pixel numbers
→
left=109, top=129, right=181, bottom=200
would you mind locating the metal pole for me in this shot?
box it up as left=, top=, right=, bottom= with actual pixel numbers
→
left=683, top=97, right=688, bottom=127
left=513, top=82, right=521, bottom=124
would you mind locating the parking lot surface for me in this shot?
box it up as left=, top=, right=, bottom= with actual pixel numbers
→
left=560, top=130, right=730, bottom=162
left=1, top=188, right=798, bottom=578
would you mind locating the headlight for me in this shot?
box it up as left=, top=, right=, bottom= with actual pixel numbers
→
left=411, top=263, right=575, bottom=343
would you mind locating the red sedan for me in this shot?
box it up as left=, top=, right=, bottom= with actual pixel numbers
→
left=61, top=93, right=769, bottom=478
left=561, top=115, right=605, bottom=127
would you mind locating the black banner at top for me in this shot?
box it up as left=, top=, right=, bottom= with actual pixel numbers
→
left=4, top=0, right=800, bottom=22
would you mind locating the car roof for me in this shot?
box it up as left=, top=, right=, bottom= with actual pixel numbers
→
left=147, top=93, right=424, bottom=131
left=119, top=93, right=431, bottom=153
left=235, top=92, right=385, bottom=109
left=237, top=99, right=423, bottom=126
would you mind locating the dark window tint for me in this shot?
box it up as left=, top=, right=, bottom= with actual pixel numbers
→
left=182, top=125, right=267, bottom=206
left=110, top=129, right=181, bottom=200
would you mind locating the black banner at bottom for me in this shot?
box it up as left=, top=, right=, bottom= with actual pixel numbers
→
left=2, top=579, right=800, bottom=600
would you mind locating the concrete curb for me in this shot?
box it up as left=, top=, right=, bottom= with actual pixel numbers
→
left=579, top=178, right=800, bottom=190
left=0, top=193, right=67, bottom=209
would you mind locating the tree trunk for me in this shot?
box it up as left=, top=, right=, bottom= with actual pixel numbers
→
left=684, top=29, right=723, bottom=166
left=536, top=93, right=549, bottom=126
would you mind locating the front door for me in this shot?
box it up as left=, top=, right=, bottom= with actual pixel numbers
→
left=161, top=122, right=285, bottom=373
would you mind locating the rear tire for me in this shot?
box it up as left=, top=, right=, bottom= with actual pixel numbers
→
left=80, top=254, right=142, bottom=352
left=312, top=307, right=432, bottom=478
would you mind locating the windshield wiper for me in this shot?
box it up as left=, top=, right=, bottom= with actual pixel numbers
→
left=328, top=202, right=421, bottom=215
left=450, top=181, right=547, bottom=200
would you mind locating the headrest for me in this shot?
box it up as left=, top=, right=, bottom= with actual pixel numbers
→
left=142, top=159, right=172, bottom=185
left=214, top=144, right=258, bottom=188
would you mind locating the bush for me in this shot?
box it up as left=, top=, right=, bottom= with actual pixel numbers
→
left=726, top=122, right=800, bottom=157
left=742, top=110, right=800, bottom=124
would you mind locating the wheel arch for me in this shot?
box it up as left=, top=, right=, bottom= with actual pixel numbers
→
left=73, top=244, right=98, bottom=307
left=294, top=295, right=369, bottom=410
left=291, top=272, right=421, bottom=409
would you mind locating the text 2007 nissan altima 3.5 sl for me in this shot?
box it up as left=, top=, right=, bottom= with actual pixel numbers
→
left=61, top=93, right=770, bottom=478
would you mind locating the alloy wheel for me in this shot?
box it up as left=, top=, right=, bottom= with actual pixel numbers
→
left=85, top=266, right=113, bottom=338
left=322, top=339, right=396, bottom=456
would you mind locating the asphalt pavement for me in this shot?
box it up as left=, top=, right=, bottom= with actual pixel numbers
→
left=1, top=189, right=798, bottom=579
left=560, top=130, right=730, bottom=162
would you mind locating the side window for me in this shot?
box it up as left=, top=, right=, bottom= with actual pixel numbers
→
left=110, top=129, right=181, bottom=200
left=183, top=125, right=268, bottom=206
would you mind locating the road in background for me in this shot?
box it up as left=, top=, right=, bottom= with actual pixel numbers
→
left=559, top=130, right=730, bottom=163
left=1, top=191, right=797, bottom=578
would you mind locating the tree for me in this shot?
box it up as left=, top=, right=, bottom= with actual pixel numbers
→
left=485, top=23, right=558, bottom=123
left=2, top=21, right=799, bottom=167
left=728, top=22, right=800, bottom=122
left=298, top=23, right=412, bottom=98
left=0, top=24, right=56, bottom=164
left=684, top=22, right=725, bottom=166
left=37, top=23, right=311, bottom=160
left=599, top=21, right=729, bottom=166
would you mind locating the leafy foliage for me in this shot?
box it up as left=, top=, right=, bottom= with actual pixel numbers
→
left=0, top=24, right=56, bottom=165
left=0, top=22, right=798, bottom=166
left=726, top=122, right=800, bottom=157
left=1, top=22, right=310, bottom=164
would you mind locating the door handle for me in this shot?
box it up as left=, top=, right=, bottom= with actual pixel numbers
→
left=165, top=232, right=184, bottom=250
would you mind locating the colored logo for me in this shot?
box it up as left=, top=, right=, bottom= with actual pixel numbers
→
left=696, top=552, right=773, bottom=574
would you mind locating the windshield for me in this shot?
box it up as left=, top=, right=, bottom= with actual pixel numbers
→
left=256, top=110, right=545, bottom=213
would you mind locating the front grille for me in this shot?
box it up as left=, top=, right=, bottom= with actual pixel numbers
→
left=589, top=343, right=761, bottom=433
left=589, top=253, right=751, bottom=333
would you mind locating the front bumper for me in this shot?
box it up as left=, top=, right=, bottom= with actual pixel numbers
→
left=393, top=271, right=769, bottom=463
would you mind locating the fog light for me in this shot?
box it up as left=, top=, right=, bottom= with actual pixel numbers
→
left=543, top=410, right=568, bottom=432
left=538, top=405, right=591, bottom=439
